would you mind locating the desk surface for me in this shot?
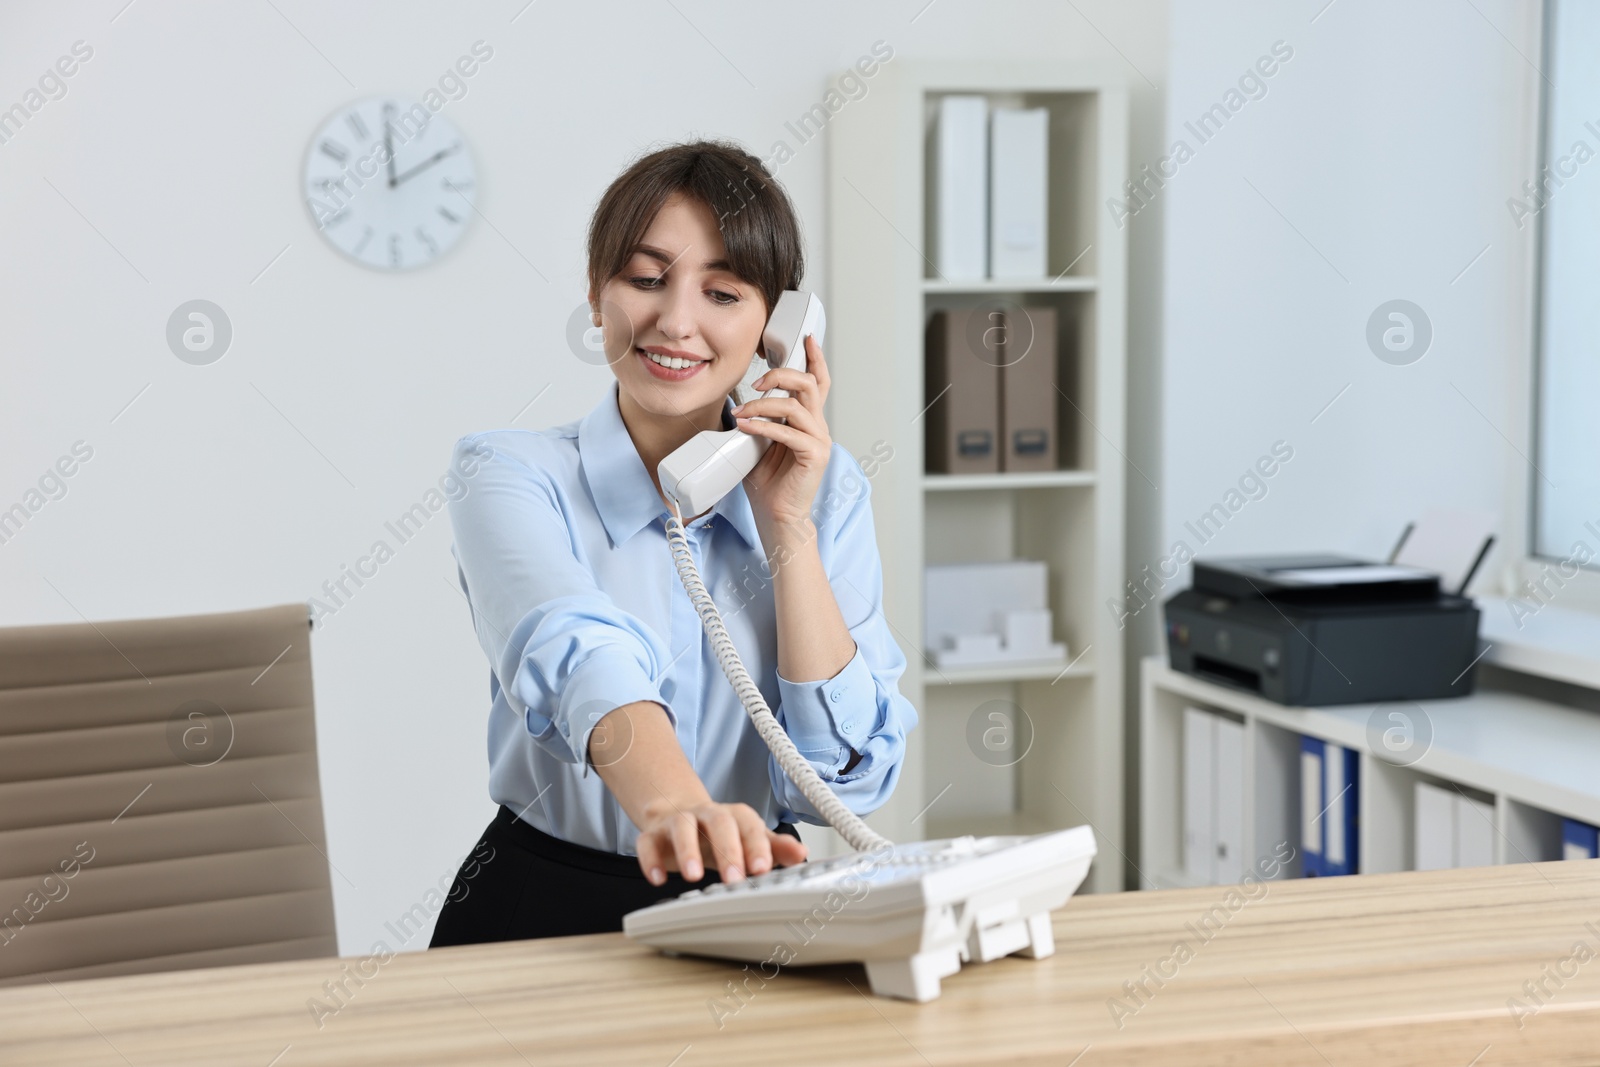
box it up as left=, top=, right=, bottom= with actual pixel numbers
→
left=3, top=860, right=1600, bottom=1066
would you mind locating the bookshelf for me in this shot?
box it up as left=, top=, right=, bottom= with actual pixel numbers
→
left=1138, top=656, right=1600, bottom=889
left=824, top=62, right=1129, bottom=894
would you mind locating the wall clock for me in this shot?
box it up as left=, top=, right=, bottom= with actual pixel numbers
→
left=303, top=97, right=476, bottom=270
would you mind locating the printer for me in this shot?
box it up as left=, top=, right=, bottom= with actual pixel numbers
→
left=1163, top=554, right=1482, bottom=706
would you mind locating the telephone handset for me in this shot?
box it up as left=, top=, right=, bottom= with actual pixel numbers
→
left=656, top=290, right=826, bottom=518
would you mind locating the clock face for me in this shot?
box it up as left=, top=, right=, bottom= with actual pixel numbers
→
left=303, top=97, right=476, bottom=270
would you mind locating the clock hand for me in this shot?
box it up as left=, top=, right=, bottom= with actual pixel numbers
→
left=392, top=143, right=462, bottom=187
left=385, top=118, right=396, bottom=188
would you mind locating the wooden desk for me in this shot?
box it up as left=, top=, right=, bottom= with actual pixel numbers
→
left=4, top=860, right=1600, bottom=1065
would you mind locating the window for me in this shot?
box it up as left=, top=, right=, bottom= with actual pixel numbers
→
left=1533, top=0, right=1600, bottom=565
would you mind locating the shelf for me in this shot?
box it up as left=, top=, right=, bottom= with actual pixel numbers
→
left=923, top=470, right=1095, bottom=491
left=827, top=61, right=1129, bottom=892
left=922, top=277, right=1097, bottom=294
left=1148, top=659, right=1600, bottom=823
left=928, top=658, right=1092, bottom=685
left=1477, top=596, right=1600, bottom=691
left=1140, top=656, right=1600, bottom=892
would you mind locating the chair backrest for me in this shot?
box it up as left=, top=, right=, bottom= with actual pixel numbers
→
left=0, top=603, right=337, bottom=986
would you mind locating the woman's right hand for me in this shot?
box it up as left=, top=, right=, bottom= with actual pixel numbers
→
left=635, top=797, right=808, bottom=886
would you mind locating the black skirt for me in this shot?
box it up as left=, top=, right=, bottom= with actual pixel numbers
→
left=428, top=803, right=802, bottom=946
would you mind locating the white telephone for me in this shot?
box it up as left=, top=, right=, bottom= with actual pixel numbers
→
left=632, top=290, right=1097, bottom=1002
left=657, top=289, right=826, bottom=519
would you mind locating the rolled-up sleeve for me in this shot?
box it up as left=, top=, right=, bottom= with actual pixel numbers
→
left=447, top=433, right=673, bottom=771
left=768, top=448, right=918, bottom=824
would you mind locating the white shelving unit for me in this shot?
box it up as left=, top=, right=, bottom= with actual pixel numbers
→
left=1139, top=655, right=1600, bottom=890
left=824, top=61, right=1129, bottom=894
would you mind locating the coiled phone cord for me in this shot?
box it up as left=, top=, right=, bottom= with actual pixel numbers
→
left=664, top=504, right=893, bottom=854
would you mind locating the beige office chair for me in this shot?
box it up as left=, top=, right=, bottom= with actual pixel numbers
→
left=0, top=603, right=338, bottom=986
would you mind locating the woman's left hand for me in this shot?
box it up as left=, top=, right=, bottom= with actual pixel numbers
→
left=733, top=333, right=832, bottom=531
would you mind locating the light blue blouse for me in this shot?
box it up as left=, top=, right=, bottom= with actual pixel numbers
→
left=446, top=380, right=918, bottom=855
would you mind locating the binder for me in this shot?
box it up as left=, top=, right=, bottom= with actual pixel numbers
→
left=924, top=309, right=999, bottom=474
left=989, top=107, right=1048, bottom=279
left=999, top=305, right=1058, bottom=472
left=1562, top=818, right=1598, bottom=861
left=1416, top=782, right=1498, bottom=869
left=1323, top=742, right=1360, bottom=876
left=1183, top=707, right=1215, bottom=884
left=1414, top=781, right=1455, bottom=871
left=1182, top=707, right=1243, bottom=886
left=1300, top=736, right=1360, bottom=876
left=1300, top=736, right=1324, bottom=877
left=935, top=95, right=988, bottom=280
left=1214, top=716, right=1246, bottom=884
left=1324, top=743, right=1349, bottom=876
left=1455, top=793, right=1495, bottom=868
left=1342, top=747, right=1362, bottom=873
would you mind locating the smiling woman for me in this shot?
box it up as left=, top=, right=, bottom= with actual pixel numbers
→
left=586, top=141, right=806, bottom=424
left=429, top=139, right=917, bottom=946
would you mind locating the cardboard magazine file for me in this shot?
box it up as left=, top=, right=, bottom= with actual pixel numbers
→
left=1000, top=305, right=1058, bottom=472
left=925, top=308, right=1000, bottom=474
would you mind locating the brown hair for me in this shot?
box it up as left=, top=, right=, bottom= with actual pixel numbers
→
left=586, top=139, right=806, bottom=320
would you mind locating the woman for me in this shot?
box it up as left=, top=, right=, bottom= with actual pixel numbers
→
left=429, top=139, right=917, bottom=945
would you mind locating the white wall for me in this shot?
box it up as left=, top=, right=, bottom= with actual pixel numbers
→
left=1122, top=0, right=1540, bottom=871
left=1149, top=0, right=1537, bottom=615
left=1, top=0, right=1170, bottom=955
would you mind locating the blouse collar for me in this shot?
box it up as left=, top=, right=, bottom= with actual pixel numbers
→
left=577, top=380, right=763, bottom=552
